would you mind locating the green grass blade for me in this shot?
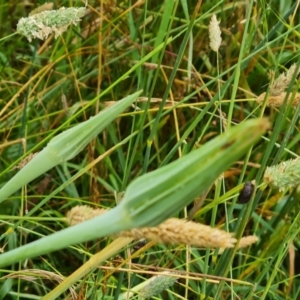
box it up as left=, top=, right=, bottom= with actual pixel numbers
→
left=0, top=206, right=128, bottom=268
left=120, top=118, right=270, bottom=227
left=0, top=90, right=143, bottom=203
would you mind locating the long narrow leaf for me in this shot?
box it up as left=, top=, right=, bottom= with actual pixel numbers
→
left=0, top=90, right=143, bottom=203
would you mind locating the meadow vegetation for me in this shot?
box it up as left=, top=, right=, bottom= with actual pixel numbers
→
left=0, top=0, right=299, bottom=299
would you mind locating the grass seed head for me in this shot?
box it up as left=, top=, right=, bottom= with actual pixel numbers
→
left=139, top=272, right=178, bottom=299
left=219, top=235, right=258, bottom=253
left=66, top=205, right=107, bottom=226
left=209, top=14, right=222, bottom=52
left=270, top=63, right=300, bottom=96
left=256, top=92, right=300, bottom=107
left=123, top=218, right=237, bottom=248
left=238, top=235, right=259, bottom=248
left=264, top=158, right=300, bottom=191
left=17, top=7, right=86, bottom=42
left=257, top=64, right=300, bottom=107
left=66, top=206, right=237, bottom=248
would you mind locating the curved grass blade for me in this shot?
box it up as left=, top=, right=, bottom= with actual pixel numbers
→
left=0, top=90, right=143, bottom=203
left=120, top=118, right=270, bottom=227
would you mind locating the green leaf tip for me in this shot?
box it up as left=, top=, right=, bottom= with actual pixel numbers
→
left=119, top=118, right=270, bottom=227
left=0, top=90, right=142, bottom=203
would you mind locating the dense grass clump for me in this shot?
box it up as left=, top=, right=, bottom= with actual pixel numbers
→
left=0, top=1, right=299, bottom=299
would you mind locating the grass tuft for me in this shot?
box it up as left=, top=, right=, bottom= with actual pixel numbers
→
left=0, top=1, right=299, bottom=299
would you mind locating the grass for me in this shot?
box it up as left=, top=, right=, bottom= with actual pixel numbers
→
left=0, top=0, right=299, bottom=299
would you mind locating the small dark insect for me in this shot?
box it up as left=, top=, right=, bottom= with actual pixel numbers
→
left=238, top=182, right=255, bottom=204
left=133, top=239, right=147, bottom=251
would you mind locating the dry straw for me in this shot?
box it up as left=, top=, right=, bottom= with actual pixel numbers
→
left=66, top=206, right=258, bottom=249
left=209, top=14, right=222, bottom=52
left=17, top=6, right=86, bottom=42
left=264, top=158, right=300, bottom=191
left=256, top=64, right=300, bottom=107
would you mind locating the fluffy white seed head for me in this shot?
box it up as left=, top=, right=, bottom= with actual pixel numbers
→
left=17, top=7, right=86, bottom=42
left=209, top=14, right=222, bottom=52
